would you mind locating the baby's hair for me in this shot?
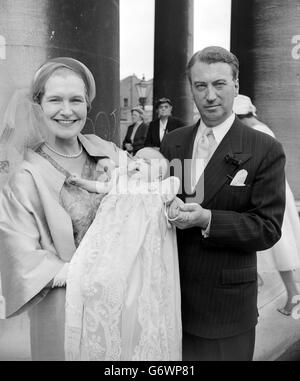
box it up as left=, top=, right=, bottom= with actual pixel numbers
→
left=135, top=147, right=165, bottom=161
left=135, top=148, right=168, bottom=180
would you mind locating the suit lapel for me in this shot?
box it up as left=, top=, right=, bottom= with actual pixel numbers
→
left=154, top=119, right=160, bottom=146
left=172, top=121, right=199, bottom=196
left=201, top=118, right=252, bottom=207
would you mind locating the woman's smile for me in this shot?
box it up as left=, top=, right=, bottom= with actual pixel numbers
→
left=53, top=119, right=79, bottom=126
left=40, top=72, right=88, bottom=142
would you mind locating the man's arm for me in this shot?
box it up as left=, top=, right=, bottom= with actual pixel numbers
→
left=144, top=122, right=154, bottom=147
left=171, top=139, right=286, bottom=253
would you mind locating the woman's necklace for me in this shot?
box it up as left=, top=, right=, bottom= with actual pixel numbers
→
left=44, top=142, right=83, bottom=158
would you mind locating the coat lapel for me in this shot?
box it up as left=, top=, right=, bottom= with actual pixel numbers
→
left=171, top=121, right=199, bottom=197
left=25, top=151, right=77, bottom=260
left=201, top=118, right=252, bottom=207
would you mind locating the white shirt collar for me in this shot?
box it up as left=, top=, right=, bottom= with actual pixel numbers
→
left=159, top=118, right=168, bottom=129
left=199, top=113, right=235, bottom=145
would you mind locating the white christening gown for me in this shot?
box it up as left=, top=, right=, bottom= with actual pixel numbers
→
left=64, top=171, right=182, bottom=361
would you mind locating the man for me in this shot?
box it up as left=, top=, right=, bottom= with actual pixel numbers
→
left=144, top=97, right=185, bottom=149
left=161, top=46, right=286, bottom=361
left=122, top=107, right=148, bottom=155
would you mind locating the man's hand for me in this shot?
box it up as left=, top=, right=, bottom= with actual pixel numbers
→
left=170, top=202, right=211, bottom=230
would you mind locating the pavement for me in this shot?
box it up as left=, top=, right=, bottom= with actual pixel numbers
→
left=254, top=269, right=300, bottom=361
left=1, top=270, right=300, bottom=361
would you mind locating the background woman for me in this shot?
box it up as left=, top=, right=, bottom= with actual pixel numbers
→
left=0, top=57, right=120, bottom=360
left=122, top=106, right=148, bottom=155
left=233, top=94, right=300, bottom=316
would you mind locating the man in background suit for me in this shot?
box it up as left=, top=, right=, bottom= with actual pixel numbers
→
left=144, top=97, right=185, bottom=150
left=161, top=46, right=286, bottom=361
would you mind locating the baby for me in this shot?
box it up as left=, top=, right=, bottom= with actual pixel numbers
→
left=67, top=147, right=182, bottom=211
left=64, top=148, right=183, bottom=360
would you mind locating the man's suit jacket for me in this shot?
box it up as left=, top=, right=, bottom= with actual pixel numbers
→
left=144, top=116, right=185, bottom=148
left=161, top=117, right=286, bottom=339
left=122, top=122, right=149, bottom=155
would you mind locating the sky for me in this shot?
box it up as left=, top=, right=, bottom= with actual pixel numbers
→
left=120, top=0, right=231, bottom=80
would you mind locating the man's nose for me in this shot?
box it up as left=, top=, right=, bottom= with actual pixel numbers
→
left=206, top=85, right=217, bottom=102
left=61, top=101, right=73, bottom=116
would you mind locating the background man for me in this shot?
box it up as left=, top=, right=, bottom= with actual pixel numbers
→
left=161, top=46, right=286, bottom=361
left=145, top=97, right=185, bottom=150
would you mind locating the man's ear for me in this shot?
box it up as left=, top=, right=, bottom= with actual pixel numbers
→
left=234, top=79, right=239, bottom=97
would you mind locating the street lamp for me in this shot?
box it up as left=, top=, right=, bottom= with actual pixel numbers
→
left=135, top=75, right=148, bottom=109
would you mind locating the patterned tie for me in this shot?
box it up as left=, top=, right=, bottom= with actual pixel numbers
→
left=191, top=127, right=217, bottom=190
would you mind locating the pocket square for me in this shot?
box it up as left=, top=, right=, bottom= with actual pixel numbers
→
left=230, top=169, right=248, bottom=186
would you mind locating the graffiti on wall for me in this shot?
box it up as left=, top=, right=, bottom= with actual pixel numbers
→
left=85, top=108, right=120, bottom=144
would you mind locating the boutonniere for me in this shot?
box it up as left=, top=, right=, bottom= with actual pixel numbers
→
left=224, top=153, right=242, bottom=167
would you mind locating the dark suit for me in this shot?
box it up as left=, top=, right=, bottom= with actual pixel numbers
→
left=122, top=122, right=148, bottom=155
left=144, top=116, right=185, bottom=148
left=161, top=117, right=286, bottom=360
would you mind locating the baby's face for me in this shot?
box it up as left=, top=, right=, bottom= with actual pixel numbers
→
left=128, top=157, right=167, bottom=182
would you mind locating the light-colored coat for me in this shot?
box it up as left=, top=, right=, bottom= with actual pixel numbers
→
left=0, top=134, right=120, bottom=360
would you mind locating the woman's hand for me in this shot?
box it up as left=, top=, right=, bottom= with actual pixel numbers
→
left=52, top=263, right=70, bottom=288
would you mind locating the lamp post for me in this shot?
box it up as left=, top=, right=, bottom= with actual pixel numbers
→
left=135, top=75, right=148, bottom=109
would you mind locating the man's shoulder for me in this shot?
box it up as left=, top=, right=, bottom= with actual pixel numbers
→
left=165, top=123, right=195, bottom=142
left=236, top=118, right=276, bottom=141
left=233, top=118, right=283, bottom=153
left=149, top=119, right=159, bottom=127
left=169, top=116, right=186, bottom=127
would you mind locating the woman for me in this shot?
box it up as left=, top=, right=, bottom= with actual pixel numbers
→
left=0, top=57, right=120, bottom=360
left=234, top=94, right=300, bottom=316
left=122, top=107, right=148, bottom=155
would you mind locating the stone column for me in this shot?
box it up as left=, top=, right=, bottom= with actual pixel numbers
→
left=0, top=0, right=120, bottom=143
left=153, top=0, right=194, bottom=124
left=231, top=0, right=300, bottom=198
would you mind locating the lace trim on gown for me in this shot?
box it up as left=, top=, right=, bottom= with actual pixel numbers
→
left=65, top=173, right=182, bottom=361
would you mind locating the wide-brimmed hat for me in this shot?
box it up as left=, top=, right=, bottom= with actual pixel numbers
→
left=233, top=94, right=257, bottom=116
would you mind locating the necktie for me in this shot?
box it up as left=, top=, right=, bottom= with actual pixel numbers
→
left=191, top=127, right=217, bottom=190
left=160, top=125, right=167, bottom=142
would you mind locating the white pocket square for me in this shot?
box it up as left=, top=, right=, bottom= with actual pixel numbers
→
left=230, top=169, right=248, bottom=186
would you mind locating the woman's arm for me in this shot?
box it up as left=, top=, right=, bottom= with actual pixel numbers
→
left=0, top=173, right=66, bottom=317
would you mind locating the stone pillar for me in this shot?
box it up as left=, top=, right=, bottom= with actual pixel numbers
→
left=231, top=0, right=300, bottom=199
left=0, top=0, right=120, bottom=143
left=153, top=0, right=194, bottom=124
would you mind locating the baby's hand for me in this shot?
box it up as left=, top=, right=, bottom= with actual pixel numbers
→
left=67, top=174, right=82, bottom=186
left=167, top=197, right=184, bottom=220
left=96, top=158, right=116, bottom=180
